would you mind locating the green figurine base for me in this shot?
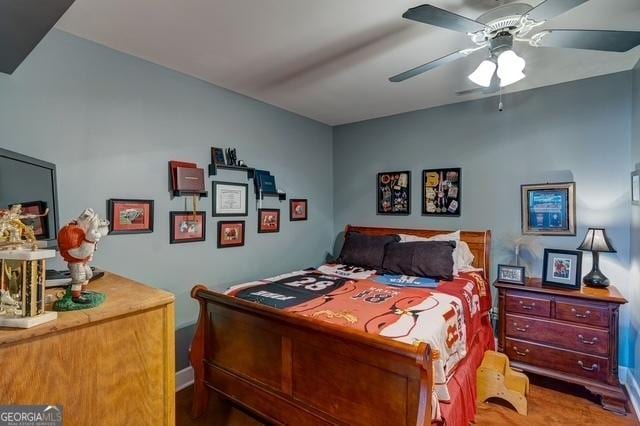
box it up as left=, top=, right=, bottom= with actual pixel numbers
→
left=53, top=288, right=106, bottom=311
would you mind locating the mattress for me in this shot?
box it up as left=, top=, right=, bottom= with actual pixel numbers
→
left=226, top=263, right=492, bottom=407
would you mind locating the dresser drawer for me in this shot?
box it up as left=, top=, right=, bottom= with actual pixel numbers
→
left=505, top=338, right=608, bottom=382
left=505, top=314, right=609, bottom=356
left=505, top=293, right=551, bottom=317
left=555, top=300, right=609, bottom=328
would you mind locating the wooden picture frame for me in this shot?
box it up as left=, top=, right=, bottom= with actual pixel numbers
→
left=289, top=199, right=308, bottom=221
left=170, top=211, right=206, bottom=244
left=421, top=168, right=461, bottom=216
left=258, top=209, right=280, bottom=233
left=377, top=171, right=410, bottom=215
left=542, top=248, right=583, bottom=290
left=497, top=264, right=525, bottom=285
left=521, top=182, right=576, bottom=236
left=10, top=201, right=49, bottom=240
left=212, top=181, right=248, bottom=217
left=107, top=199, right=154, bottom=235
left=217, top=221, right=245, bottom=248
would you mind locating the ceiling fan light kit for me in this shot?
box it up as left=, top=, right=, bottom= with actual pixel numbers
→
left=389, top=0, right=640, bottom=97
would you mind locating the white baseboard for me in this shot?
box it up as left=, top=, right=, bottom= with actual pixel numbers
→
left=176, top=366, right=194, bottom=392
left=620, top=366, right=640, bottom=418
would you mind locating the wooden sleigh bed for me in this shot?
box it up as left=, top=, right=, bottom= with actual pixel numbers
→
left=190, top=226, right=491, bottom=425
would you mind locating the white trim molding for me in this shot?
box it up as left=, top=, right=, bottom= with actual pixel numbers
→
left=176, top=366, right=194, bottom=392
left=620, top=366, right=640, bottom=418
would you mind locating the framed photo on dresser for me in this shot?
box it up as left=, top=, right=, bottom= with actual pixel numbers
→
left=377, top=171, right=410, bottom=215
left=421, top=168, right=460, bottom=216
left=521, top=182, right=576, bottom=236
left=542, top=248, right=582, bottom=290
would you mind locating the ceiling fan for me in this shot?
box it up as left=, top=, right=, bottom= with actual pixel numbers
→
left=389, top=0, right=640, bottom=94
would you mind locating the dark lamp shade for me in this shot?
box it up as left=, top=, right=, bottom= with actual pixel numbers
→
left=577, top=228, right=616, bottom=253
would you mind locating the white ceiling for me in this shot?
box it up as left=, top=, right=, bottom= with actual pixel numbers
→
left=55, top=0, right=640, bottom=125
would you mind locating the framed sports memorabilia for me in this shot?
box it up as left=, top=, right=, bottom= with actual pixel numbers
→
left=10, top=201, right=49, bottom=240
left=422, top=168, right=460, bottom=216
left=632, top=170, right=640, bottom=206
left=521, top=182, right=576, bottom=236
left=377, top=171, right=410, bottom=215
left=217, top=221, right=245, bottom=248
left=497, top=264, right=525, bottom=285
left=170, top=211, right=206, bottom=244
left=258, top=209, right=280, bottom=233
left=542, top=248, right=582, bottom=290
left=107, top=199, right=154, bottom=234
left=211, top=147, right=226, bottom=166
left=212, top=181, right=248, bottom=217
left=290, top=199, right=308, bottom=221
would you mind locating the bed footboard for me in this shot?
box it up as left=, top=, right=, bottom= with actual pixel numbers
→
left=190, top=285, right=434, bottom=426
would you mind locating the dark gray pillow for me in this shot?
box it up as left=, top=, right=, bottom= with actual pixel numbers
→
left=338, top=232, right=400, bottom=269
left=382, top=241, right=456, bottom=281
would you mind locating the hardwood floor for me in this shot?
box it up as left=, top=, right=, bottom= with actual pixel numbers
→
left=176, top=375, right=639, bottom=425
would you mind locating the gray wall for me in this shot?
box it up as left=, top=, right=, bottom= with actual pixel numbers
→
left=333, top=72, right=635, bottom=368
left=0, top=30, right=334, bottom=370
left=630, top=59, right=640, bottom=383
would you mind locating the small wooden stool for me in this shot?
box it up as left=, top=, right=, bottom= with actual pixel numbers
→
left=477, top=350, right=530, bottom=415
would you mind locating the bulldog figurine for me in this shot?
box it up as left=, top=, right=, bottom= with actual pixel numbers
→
left=57, top=209, right=109, bottom=304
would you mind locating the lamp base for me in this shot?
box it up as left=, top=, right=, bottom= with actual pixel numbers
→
left=582, top=264, right=610, bottom=288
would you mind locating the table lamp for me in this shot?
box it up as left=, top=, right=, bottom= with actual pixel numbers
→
left=577, top=228, right=616, bottom=288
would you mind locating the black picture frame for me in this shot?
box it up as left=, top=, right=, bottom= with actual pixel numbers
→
left=217, top=220, right=246, bottom=248
left=107, top=199, right=154, bottom=235
left=497, top=264, right=526, bottom=285
left=377, top=171, right=411, bottom=215
left=289, top=199, right=308, bottom=221
left=258, top=208, right=280, bottom=233
left=631, top=170, right=640, bottom=206
left=211, top=147, right=226, bottom=166
left=421, top=168, right=461, bottom=216
left=169, top=211, right=206, bottom=244
left=542, top=248, right=583, bottom=290
left=10, top=200, right=50, bottom=240
left=521, top=182, right=576, bottom=236
left=212, top=181, right=248, bottom=217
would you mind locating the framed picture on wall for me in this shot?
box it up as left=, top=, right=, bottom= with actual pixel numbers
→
left=170, top=211, right=206, bottom=244
left=632, top=170, right=640, bottom=206
left=10, top=201, right=49, bottom=240
left=290, top=199, right=308, bottom=221
left=377, top=171, right=410, bottom=215
left=521, top=182, right=576, bottom=236
left=542, top=248, right=582, bottom=290
left=217, top=221, right=245, bottom=248
left=107, top=199, right=154, bottom=234
left=212, top=181, right=248, bottom=217
left=258, top=209, right=280, bottom=233
left=421, top=168, right=461, bottom=216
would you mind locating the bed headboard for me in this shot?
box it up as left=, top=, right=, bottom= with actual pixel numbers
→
left=344, top=225, right=492, bottom=282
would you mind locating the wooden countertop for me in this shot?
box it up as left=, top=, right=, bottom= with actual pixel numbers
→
left=0, top=272, right=175, bottom=346
left=494, top=277, right=627, bottom=304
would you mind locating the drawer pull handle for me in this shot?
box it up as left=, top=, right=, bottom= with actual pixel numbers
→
left=578, top=334, right=598, bottom=345
left=513, top=323, right=529, bottom=332
left=571, top=308, right=591, bottom=318
left=578, top=360, right=599, bottom=372
left=519, top=300, right=536, bottom=310
left=513, top=346, right=529, bottom=357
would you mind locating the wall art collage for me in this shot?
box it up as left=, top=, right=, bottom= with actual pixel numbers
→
left=105, top=146, right=308, bottom=249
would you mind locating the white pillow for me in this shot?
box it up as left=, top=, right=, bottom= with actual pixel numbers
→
left=398, top=231, right=476, bottom=276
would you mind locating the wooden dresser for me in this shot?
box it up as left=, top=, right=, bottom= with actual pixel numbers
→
left=495, top=278, right=628, bottom=414
left=0, top=272, right=176, bottom=425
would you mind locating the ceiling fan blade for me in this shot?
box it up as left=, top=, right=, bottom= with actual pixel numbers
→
left=527, top=0, right=589, bottom=22
left=537, top=29, right=640, bottom=52
left=403, top=4, right=487, bottom=34
left=389, top=50, right=467, bottom=82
